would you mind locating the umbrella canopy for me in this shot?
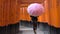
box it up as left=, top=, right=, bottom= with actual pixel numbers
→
left=27, top=3, right=44, bottom=17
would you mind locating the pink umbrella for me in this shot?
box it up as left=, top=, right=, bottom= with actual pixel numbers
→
left=27, top=3, right=44, bottom=17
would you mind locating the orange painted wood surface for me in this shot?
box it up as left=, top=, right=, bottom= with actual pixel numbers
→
left=0, top=0, right=20, bottom=26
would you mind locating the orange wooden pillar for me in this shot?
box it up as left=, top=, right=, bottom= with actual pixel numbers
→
left=0, top=0, right=20, bottom=26
left=47, top=0, right=60, bottom=28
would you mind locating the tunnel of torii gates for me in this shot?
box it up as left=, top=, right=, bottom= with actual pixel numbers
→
left=0, top=0, right=60, bottom=28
